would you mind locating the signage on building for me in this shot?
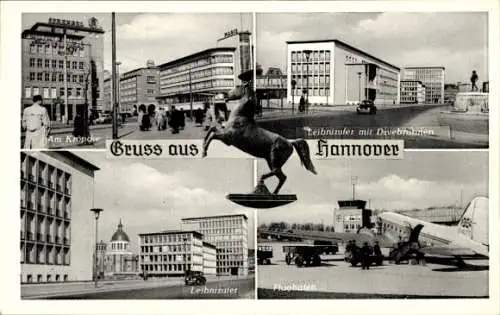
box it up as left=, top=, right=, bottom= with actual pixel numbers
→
left=48, top=18, right=85, bottom=28
left=218, top=28, right=239, bottom=41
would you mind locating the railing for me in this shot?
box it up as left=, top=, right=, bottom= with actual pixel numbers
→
left=37, top=233, right=43, bottom=241
left=46, top=235, right=52, bottom=243
left=56, top=184, right=62, bottom=192
left=38, top=203, right=44, bottom=212
left=29, top=174, right=35, bottom=182
left=27, top=201, right=33, bottom=210
left=47, top=207, right=53, bottom=215
left=55, top=236, right=61, bottom=244
left=27, top=231, right=34, bottom=241
left=38, top=177, right=44, bottom=185
left=48, top=181, right=54, bottom=189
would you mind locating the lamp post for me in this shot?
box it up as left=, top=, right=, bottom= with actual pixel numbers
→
left=291, top=79, right=296, bottom=114
left=303, top=50, right=312, bottom=113
left=90, top=208, right=103, bottom=288
left=357, top=72, right=362, bottom=102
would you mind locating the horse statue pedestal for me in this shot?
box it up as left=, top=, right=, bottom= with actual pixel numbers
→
left=226, top=183, right=297, bottom=209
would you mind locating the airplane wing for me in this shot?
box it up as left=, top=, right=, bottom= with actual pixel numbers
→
left=420, top=246, right=478, bottom=257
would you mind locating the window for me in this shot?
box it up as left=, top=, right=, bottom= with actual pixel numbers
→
left=72, top=75, right=78, bottom=83
left=25, top=87, right=32, bottom=97
left=59, top=73, right=64, bottom=82
left=59, top=60, right=64, bottom=69
left=51, top=88, right=57, bottom=98
left=29, top=58, right=35, bottom=67
left=30, top=44, right=37, bottom=53
left=43, top=88, right=49, bottom=99
left=37, top=73, right=43, bottom=81
left=66, top=61, right=70, bottom=69
left=37, top=59, right=43, bottom=68
left=52, top=73, right=57, bottom=82
left=52, top=60, right=57, bottom=68
left=29, top=72, right=36, bottom=81
left=33, top=87, right=40, bottom=95
left=59, top=88, right=64, bottom=96
left=72, top=61, right=77, bottom=70
left=45, top=60, right=50, bottom=68
left=45, top=73, right=49, bottom=81
left=68, top=88, right=72, bottom=97
left=79, top=75, right=84, bottom=83
left=79, top=62, right=84, bottom=70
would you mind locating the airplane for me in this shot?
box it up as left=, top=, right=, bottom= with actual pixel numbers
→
left=258, top=196, right=489, bottom=267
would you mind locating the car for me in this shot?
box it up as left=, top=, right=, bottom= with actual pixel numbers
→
left=184, top=270, right=207, bottom=286
left=95, top=114, right=112, bottom=124
left=356, top=100, right=377, bottom=115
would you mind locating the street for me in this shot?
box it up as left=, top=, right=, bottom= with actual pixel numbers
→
left=24, top=277, right=255, bottom=300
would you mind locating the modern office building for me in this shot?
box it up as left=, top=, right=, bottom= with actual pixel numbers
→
left=156, top=47, right=237, bottom=110
left=216, top=28, right=253, bottom=85
left=400, top=80, right=426, bottom=104
left=138, top=230, right=217, bottom=277
left=119, top=60, right=160, bottom=113
left=402, top=67, right=445, bottom=103
left=102, top=71, right=112, bottom=112
left=21, top=17, right=105, bottom=122
left=181, top=214, right=249, bottom=276
left=103, top=220, right=139, bottom=278
left=333, top=200, right=372, bottom=233
left=286, top=39, right=400, bottom=106
left=21, top=151, right=99, bottom=283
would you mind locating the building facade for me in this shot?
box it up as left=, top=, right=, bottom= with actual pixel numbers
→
left=138, top=231, right=217, bottom=277
left=203, top=242, right=217, bottom=275
left=119, top=60, right=160, bottom=113
left=256, top=67, right=287, bottom=110
left=286, top=39, right=400, bottom=106
left=21, top=151, right=99, bottom=283
left=102, top=71, right=112, bottom=112
left=402, top=67, right=445, bottom=103
left=400, top=80, right=426, bottom=104
left=156, top=47, right=237, bottom=110
left=95, top=240, right=106, bottom=279
left=21, top=17, right=105, bottom=122
left=103, top=220, right=139, bottom=278
left=333, top=200, right=372, bottom=233
left=181, top=214, right=248, bottom=276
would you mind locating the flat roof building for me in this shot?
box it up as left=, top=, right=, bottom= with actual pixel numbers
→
left=156, top=47, right=237, bottom=110
left=402, top=67, right=445, bottom=103
left=119, top=61, right=160, bottom=113
left=286, top=39, right=400, bottom=106
left=181, top=214, right=248, bottom=276
left=21, top=17, right=105, bottom=122
left=138, top=230, right=216, bottom=277
left=400, top=80, right=426, bottom=104
left=21, top=151, right=99, bottom=283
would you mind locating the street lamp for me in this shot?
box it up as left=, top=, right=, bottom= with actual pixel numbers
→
left=291, top=79, right=297, bottom=114
left=90, top=208, right=103, bottom=288
left=357, top=72, right=362, bottom=103
left=303, top=50, right=312, bottom=113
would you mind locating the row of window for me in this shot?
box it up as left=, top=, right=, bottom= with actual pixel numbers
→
left=23, top=273, right=69, bottom=284
left=291, top=63, right=331, bottom=74
left=29, top=58, right=85, bottom=71
left=290, top=75, right=331, bottom=86
left=160, top=79, right=234, bottom=95
left=28, top=72, right=85, bottom=84
left=121, top=88, right=136, bottom=96
left=183, top=218, right=245, bottom=228
left=21, top=243, right=70, bottom=265
left=120, top=96, right=137, bottom=102
left=141, top=263, right=191, bottom=272
left=28, top=41, right=86, bottom=58
left=25, top=86, right=84, bottom=99
left=21, top=156, right=72, bottom=193
left=291, top=50, right=331, bottom=62
left=161, top=54, right=234, bottom=75
left=292, top=88, right=332, bottom=97
left=161, top=67, right=234, bottom=86
left=142, top=254, right=191, bottom=263
left=141, top=244, right=194, bottom=253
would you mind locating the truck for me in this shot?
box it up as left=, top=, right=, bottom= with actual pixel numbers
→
left=283, top=245, right=323, bottom=267
left=257, top=245, right=273, bottom=265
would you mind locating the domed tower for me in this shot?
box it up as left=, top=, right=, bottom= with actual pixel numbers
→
left=105, top=219, right=136, bottom=277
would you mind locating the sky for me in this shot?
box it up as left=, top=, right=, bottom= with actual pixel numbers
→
left=74, top=152, right=255, bottom=253
left=257, top=150, right=488, bottom=225
left=22, top=13, right=253, bottom=74
left=23, top=12, right=487, bottom=83
left=256, top=12, right=489, bottom=84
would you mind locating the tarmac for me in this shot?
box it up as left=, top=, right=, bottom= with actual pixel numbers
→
left=257, top=242, right=489, bottom=298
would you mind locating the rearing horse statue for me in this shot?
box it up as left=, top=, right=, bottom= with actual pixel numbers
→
left=202, top=71, right=317, bottom=194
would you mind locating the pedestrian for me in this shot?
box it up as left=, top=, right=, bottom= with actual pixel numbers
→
left=361, top=242, right=371, bottom=270
left=73, top=109, right=85, bottom=138
left=299, top=95, right=305, bottom=113
left=22, top=95, right=50, bottom=149
left=179, top=109, right=185, bottom=130
left=169, top=106, right=180, bottom=134
left=373, top=241, right=382, bottom=266
left=138, top=105, right=145, bottom=131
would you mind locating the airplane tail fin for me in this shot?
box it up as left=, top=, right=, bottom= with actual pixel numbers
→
left=457, top=196, right=489, bottom=246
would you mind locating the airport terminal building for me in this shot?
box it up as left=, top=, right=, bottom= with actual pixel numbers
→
left=21, top=151, right=99, bottom=283
left=286, top=39, right=401, bottom=106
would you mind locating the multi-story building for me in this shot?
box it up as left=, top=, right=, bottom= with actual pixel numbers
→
left=156, top=47, right=237, bottom=110
left=203, top=242, right=217, bottom=275
left=104, top=220, right=139, bottom=278
left=181, top=214, right=248, bottom=276
left=21, top=17, right=105, bottom=122
left=119, top=60, right=160, bottom=113
left=21, top=151, right=99, bottom=283
left=138, top=230, right=217, bottom=277
left=333, top=200, right=372, bottom=233
left=402, top=67, right=445, bottom=103
left=256, top=67, right=287, bottom=110
left=286, top=39, right=400, bottom=106
left=400, top=80, right=426, bottom=104
left=216, top=28, right=253, bottom=86
left=102, top=70, right=112, bottom=112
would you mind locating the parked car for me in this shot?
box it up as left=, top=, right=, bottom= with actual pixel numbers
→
left=95, top=114, right=112, bottom=124
left=184, top=270, right=207, bottom=286
left=356, top=100, right=377, bottom=115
